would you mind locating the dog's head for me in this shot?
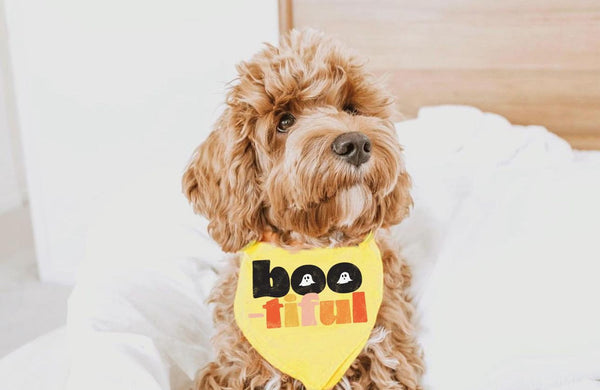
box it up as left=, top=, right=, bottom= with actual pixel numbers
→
left=183, top=30, right=411, bottom=252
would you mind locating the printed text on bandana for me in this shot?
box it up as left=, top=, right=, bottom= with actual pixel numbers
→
left=249, top=260, right=368, bottom=329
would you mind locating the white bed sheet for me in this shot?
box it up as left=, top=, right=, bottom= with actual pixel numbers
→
left=5, top=105, right=598, bottom=390
left=0, top=327, right=68, bottom=390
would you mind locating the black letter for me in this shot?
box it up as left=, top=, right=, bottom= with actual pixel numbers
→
left=290, top=265, right=326, bottom=295
left=252, top=260, right=290, bottom=298
left=327, top=262, right=362, bottom=293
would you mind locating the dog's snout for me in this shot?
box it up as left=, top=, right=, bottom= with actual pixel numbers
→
left=331, top=132, right=371, bottom=167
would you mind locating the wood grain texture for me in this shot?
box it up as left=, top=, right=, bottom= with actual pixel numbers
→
left=283, top=0, right=600, bottom=149
left=278, top=0, right=293, bottom=40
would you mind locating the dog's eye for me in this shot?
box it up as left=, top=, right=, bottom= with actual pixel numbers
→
left=343, top=104, right=359, bottom=115
left=277, top=113, right=295, bottom=133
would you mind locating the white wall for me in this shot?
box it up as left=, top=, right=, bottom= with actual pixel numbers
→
left=0, top=0, right=25, bottom=214
left=4, top=0, right=278, bottom=284
left=0, top=88, right=21, bottom=214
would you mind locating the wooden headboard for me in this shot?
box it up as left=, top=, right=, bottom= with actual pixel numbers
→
left=278, top=0, right=600, bottom=150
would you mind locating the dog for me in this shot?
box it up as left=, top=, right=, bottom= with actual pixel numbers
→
left=183, top=29, right=423, bottom=390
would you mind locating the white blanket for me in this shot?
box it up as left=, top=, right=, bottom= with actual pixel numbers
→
left=62, top=106, right=600, bottom=390
left=395, top=107, right=600, bottom=390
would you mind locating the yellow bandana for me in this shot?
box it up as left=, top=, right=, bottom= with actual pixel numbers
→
left=234, top=233, right=383, bottom=390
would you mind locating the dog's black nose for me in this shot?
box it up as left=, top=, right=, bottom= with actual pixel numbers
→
left=331, top=132, right=371, bottom=167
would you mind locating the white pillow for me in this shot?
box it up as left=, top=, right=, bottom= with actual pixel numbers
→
left=67, top=168, right=223, bottom=390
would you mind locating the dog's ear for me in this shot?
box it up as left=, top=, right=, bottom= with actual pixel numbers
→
left=382, top=170, right=413, bottom=227
left=182, top=109, right=265, bottom=252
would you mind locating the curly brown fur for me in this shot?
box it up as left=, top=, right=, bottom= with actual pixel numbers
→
left=183, top=29, right=423, bottom=389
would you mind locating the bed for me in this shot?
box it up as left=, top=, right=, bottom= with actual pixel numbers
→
left=2, top=1, right=600, bottom=390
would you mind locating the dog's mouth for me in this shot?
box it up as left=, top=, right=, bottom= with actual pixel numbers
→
left=290, top=181, right=365, bottom=210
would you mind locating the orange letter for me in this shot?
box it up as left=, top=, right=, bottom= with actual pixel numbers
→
left=320, top=299, right=351, bottom=325
left=263, top=298, right=283, bottom=328
left=352, top=292, right=367, bottom=323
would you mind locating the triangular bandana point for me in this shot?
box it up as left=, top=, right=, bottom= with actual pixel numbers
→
left=234, top=234, right=383, bottom=390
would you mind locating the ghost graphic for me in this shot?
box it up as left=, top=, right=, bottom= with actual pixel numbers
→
left=337, top=272, right=353, bottom=284
left=299, top=273, right=316, bottom=287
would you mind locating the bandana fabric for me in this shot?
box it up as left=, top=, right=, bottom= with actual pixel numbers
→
left=234, top=233, right=383, bottom=390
